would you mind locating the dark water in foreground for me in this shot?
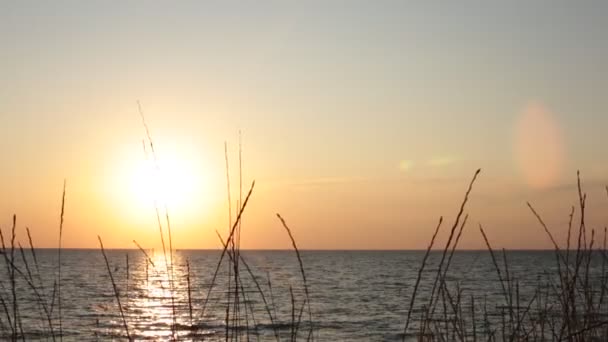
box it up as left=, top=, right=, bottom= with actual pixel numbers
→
left=0, top=250, right=590, bottom=340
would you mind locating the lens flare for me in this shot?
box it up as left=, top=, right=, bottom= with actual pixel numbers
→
left=514, top=102, right=564, bottom=189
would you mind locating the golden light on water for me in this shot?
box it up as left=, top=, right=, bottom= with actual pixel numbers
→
left=125, top=253, right=199, bottom=339
left=514, top=102, right=565, bottom=189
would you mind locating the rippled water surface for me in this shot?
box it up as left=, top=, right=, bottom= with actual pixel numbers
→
left=0, top=250, right=589, bottom=340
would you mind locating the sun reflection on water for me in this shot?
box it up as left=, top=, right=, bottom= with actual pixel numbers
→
left=113, top=252, right=203, bottom=340
left=92, top=250, right=279, bottom=341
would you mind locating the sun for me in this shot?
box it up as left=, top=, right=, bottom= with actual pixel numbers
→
left=130, top=156, right=200, bottom=211
left=108, top=143, right=220, bottom=229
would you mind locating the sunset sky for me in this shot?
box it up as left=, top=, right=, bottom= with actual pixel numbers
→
left=1, top=1, right=607, bottom=249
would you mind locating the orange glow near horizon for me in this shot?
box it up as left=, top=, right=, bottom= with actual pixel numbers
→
left=2, top=2, right=608, bottom=251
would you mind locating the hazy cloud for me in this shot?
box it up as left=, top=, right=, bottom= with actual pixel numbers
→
left=287, top=176, right=370, bottom=187
left=427, top=156, right=458, bottom=167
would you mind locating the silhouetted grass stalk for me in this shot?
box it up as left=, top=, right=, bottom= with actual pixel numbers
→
left=276, top=214, right=313, bottom=340
left=57, top=180, right=65, bottom=341
left=402, top=216, right=443, bottom=339
left=97, top=236, right=131, bottom=341
left=422, top=169, right=480, bottom=335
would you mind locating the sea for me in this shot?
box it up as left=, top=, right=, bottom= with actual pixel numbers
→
left=0, top=249, right=598, bottom=341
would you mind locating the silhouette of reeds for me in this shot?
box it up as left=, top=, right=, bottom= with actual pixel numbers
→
left=215, top=229, right=280, bottom=341
left=197, top=180, right=255, bottom=325
left=3, top=165, right=608, bottom=342
left=1, top=218, right=55, bottom=341
left=398, top=170, right=608, bottom=341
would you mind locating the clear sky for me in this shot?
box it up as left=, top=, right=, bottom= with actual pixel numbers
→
left=1, top=1, right=607, bottom=249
